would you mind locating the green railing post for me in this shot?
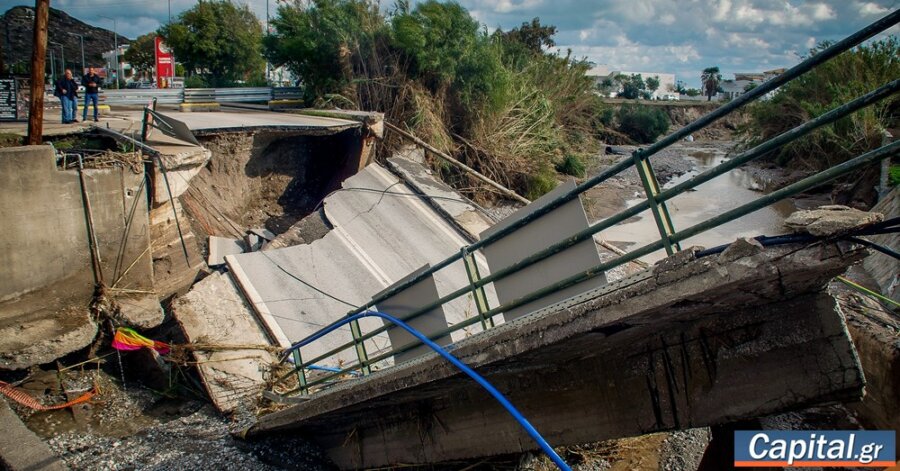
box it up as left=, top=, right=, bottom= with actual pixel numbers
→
left=350, top=319, right=372, bottom=375
left=292, top=349, right=308, bottom=396
left=461, top=247, right=493, bottom=330
left=632, top=150, right=681, bottom=255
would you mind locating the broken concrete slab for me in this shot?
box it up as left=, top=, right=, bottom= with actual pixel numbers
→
left=226, top=163, right=499, bottom=369
left=0, top=399, right=69, bottom=471
left=114, top=294, right=165, bottom=329
left=208, top=236, right=246, bottom=267
left=226, top=230, right=390, bottom=367
left=0, top=306, right=98, bottom=370
left=387, top=155, right=495, bottom=241
left=784, top=204, right=883, bottom=236
left=250, top=228, right=277, bottom=242
left=247, top=240, right=866, bottom=469
left=172, top=272, right=278, bottom=414
left=321, top=164, right=498, bottom=339
left=265, top=209, right=331, bottom=250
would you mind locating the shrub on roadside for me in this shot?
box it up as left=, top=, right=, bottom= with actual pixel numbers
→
left=741, top=37, right=899, bottom=170
left=616, top=105, right=670, bottom=144
left=555, top=154, right=586, bottom=177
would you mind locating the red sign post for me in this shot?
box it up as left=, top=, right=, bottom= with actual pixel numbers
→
left=154, top=36, right=174, bottom=88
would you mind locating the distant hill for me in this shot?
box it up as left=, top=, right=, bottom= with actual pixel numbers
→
left=1, top=5, right=130, bottom=74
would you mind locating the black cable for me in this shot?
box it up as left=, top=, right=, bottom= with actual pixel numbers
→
left=312, top=186, right=497, bottom=221
left=695, top=222, right=900, bottom=258
left=846, top=236, right=900, bottom=260
left=258, top=250, right=359, bottom=309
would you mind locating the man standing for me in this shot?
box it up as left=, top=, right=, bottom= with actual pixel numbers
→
left=53, top=69, right=79, bottom=124
left=82, top=67, right=102, bottom=122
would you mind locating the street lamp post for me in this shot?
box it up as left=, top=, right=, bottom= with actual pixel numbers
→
left=99, top=16, right=118, bottom=89
left=68, top=32, right=85, bottom=74
left=50, top=41, right=64, bottom=75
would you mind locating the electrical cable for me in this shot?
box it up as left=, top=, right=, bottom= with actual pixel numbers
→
left=312, top=186, right=498, bottom=221
left=285, top=310, right=572, bottom=471
left=258, top=250, right=359, bottom=309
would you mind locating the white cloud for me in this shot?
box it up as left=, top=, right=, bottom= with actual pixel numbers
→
left=858, top=2, right=889, bottom=15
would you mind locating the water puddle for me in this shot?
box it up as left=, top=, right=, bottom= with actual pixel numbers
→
left=599, top=146, right=795, bottom=263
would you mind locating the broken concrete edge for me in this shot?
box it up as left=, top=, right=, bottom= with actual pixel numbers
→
left=784, top=205, right=884, bottom=237
left=291, top=109, right=385, bottom=139
left=244, top=240, right=867, bottom=437
left=0, top=312, right=98, bottom=371
left=179, top=102, right=221, bottom=112
left=385, top=156, right=492, bottom=243
left=0, top=399, right=69, bottom=471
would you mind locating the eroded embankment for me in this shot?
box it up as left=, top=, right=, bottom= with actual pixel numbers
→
left=182, top=128, right=364, bottom=240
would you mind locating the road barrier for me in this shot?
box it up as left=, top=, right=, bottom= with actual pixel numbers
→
left=100, top=86, right=303, bottom=106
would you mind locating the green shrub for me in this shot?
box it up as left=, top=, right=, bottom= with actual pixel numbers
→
left=526, top=167, right=558, bottom=200
left=741, top=37, right=899, bottom=170
left=555, top=154, right=586, bottom=177
left=184, top=75, right=210, bottom=88
left=890, top=164, right=900, bottom=187
left=616, top=105, right=670, bottom=144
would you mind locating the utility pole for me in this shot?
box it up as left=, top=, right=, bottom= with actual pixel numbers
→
left=100, top=16, right=118, bottom=88
left=27, top=0, right=49, bottom=145
left=265, top=0, right=270, bottom=84
left=68, top=32, right=85, bottom=74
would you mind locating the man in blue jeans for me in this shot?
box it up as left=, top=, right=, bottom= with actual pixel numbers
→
left=81, top=67, right=103, bottom=122
left=53, top=69, right=79, bottom=123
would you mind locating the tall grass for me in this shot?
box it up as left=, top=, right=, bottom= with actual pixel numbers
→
left=741, top=37, right=899, bottom=170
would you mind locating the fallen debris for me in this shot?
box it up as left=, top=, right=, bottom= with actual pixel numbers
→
left=784, top=204, right=883, bottom=236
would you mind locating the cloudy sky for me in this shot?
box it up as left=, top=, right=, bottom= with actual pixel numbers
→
left=3, top=0, right=897, bottom=87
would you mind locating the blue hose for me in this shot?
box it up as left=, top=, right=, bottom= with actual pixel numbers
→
left=285, top=310, right=572, bottom=471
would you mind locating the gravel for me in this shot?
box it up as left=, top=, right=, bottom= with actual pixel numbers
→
left=659, top=428, right=711, bottom=471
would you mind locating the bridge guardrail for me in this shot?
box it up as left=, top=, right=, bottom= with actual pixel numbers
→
left=259, top=10, right=900, bottom=396
left=101, top=86, right=304, bottom=105
left=100, top=89, right=183, bottom=105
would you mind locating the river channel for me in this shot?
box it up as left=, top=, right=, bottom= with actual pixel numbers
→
left=599, top=144, right=797, bottom=263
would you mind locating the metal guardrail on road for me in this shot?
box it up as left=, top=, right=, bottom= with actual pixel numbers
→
left=101, top=87, right=303, bottom=105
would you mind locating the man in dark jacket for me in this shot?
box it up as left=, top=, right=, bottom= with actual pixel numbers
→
left=81, top=67, right=103, bottom=122
left=53, top=69, right=79, bottom=124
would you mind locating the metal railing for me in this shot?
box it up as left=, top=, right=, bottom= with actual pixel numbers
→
left=101, top=86, right=303, bottom=105
left=276, top=9, right=900, bottom=396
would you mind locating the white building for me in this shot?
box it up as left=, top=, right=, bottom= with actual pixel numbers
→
left=101, top=45, right=133, bottom=82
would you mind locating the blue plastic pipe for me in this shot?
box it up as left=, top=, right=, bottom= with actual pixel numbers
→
left=285, top=310, right=572, bottom=471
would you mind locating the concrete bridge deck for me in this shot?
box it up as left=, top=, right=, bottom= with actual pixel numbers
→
left=246, top=240, right=866, bottom=469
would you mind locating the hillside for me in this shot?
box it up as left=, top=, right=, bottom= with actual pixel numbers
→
left=1, top=5, right=130, bottom=74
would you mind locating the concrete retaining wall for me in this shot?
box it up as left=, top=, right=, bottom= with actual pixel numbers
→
left=0, top=146, right=152, bottom=304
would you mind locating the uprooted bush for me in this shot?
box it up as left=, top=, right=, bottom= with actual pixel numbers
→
left=264, top=0, right=601, bottom=200
left=616, top=105, right=670, bottom=144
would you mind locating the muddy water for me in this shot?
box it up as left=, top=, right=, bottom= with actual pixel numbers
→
left=600, top=146, right=796, bottom=263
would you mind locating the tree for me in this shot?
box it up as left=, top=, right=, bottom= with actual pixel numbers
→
left=501, top=17, right=556, bottom=53
left=701, top=66, right=722, bottom=101
left=123, top=33, right=156, bottom=79
left=645, top=75, right=660, bottom=94
left=265, top=0, right=384, bottom=100
left=158, top=0, right=264, bottom=86
left=619, top=74, right=645, bottom=100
